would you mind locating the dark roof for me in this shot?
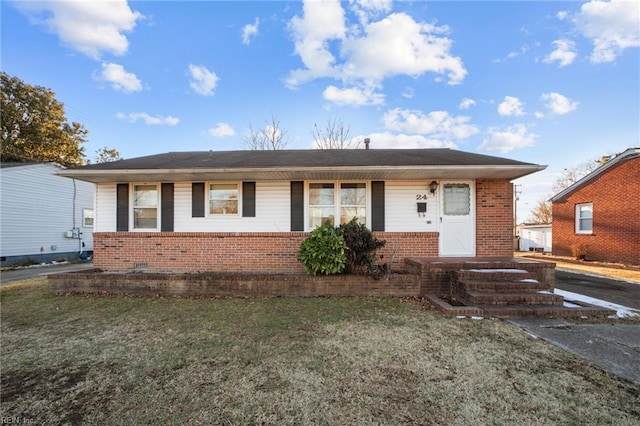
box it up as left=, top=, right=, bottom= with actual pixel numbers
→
left=550, top=147, right=639, bottom=202
left=59, top=148, right=546, bottom=183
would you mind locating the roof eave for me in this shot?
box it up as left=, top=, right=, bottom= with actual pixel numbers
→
left=58, top=164, right=546, bottom=183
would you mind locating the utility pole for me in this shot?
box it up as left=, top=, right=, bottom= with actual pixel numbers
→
left=513, top=184, right=522, bottom=239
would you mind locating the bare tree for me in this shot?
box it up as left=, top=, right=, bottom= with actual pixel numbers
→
left=244, top=114, right=289, bottom=150
left=312, top=117, right=357, bottom=149
left=526, top=196, right=552, bottom=224
left=551, top=158, right=600, bottom=194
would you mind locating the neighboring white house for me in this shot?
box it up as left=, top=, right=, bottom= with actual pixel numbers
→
left=518, top=223, right=552, bottom=252
left=1, top=162, right=95, bottom=266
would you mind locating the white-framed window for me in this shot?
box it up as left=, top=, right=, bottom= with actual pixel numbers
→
left=308, top=181, right=367, bottom=229
left=209, top=183, right=239, bottom=216
left=133, top=184, right=159, bottom=230
left=575, top=203, right=593, bottom=234
left=82, top=208, right=94, bottom=227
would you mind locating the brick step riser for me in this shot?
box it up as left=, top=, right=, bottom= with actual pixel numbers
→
left=456, top=291, right=564, bottom=306
left=478, top=306, right=612, bottom=318
left=453, top=272, right=539, bottom=282
left=457, top=280, right=548, bottom=293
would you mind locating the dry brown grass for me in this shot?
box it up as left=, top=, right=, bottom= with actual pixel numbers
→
left=1, top=278, right=639, bottom=425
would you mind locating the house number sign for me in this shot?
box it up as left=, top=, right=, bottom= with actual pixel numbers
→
left=415, top=194, right=428, bottom=200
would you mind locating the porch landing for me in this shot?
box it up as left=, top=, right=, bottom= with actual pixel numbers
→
left=406, top=257, right=613, bottom=318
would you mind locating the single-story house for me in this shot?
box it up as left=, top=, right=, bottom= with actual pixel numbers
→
left=550, top=147, right=639, bottom=265
left=58, top=148, right=545, bottom=274
left=518, top=223, right=552, bottom=253
left=1, top=162, right=95, bottom=266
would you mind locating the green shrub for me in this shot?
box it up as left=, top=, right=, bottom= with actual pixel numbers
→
left=297, top=222, right=346, bottom=275
left=337, top=218, right=386, bottom=275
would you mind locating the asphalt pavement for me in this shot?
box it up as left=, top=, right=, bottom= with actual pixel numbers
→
left=0, top=262, right=94, bottom=285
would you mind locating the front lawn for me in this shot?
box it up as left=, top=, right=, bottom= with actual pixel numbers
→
left=1, top=278, right=638, bottom=424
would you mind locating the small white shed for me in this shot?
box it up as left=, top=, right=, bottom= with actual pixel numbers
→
left=1, top=162, right=95, bottom=266
left=518, top=224, right=552, bottom=252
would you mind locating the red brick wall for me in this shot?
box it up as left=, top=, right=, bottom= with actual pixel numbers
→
left=476, top=179, right=514, bottom=257
left=552, top=158, right=639, bottom=265
left=93, top=232, right=439, bottom=273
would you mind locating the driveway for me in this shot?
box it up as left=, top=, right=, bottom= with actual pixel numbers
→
left=554, top=269, right=640, bottom=310
left=0, top=262, right=94, bottom=286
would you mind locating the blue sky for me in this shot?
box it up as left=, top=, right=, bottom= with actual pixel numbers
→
left=2, top=0, right=638, bottom=222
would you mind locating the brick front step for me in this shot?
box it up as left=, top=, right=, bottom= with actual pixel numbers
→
left=458, top=279, right=548, bottom=293
left=476, top=304, right=614, bottom=318
left=458, top=290, right=564, bottom=306
left=425, top=295, right=614, bottom=318
left=453, top=269, right=540, bottom=282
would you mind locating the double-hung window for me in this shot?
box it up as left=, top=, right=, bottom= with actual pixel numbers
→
left=575, top=203, right=593, bottom=234
left=209, top=183, right=239, bottom=215
left=308, top=182, right=367, bottom=229
left=133, top=184, right=158, bottom=229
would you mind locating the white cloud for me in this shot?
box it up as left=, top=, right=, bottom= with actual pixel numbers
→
left=287, top=0, right=346, bottom=86
left=498, top=96, right=525, bottom=116
left=459, top=98, right=476, bottom=110
left=96, top=62, right=142, bottom=93
left=287, top=2, right=466, bottom=90
left=14, top=0, right=142, bottom=59
left=354, top=132, right=457, bottom=149
left=479, top=124, right=536, bottom=153
left=401, top=87, right=415, bottom=99
left=116, top=112, right=179, bottom=126
left=323, top=85, right=385, bottom=106
left=541, top=92, right=579, bottom=115
left=188, top=64, right=219, bottom=96
left=557, top=11, right=569, bottom=20
left=574, top=0, right=640, bottom=63
left=383, top=108, right=478, bottom=140
left=242, top=18, right=259, bottom=45
left=543, top=39, right=577, bottom=67
left=208, top=122, right=236, bottom=137
left=341, top=13, right=466, bottom=85
left=348, top=0, right=392, bottom=25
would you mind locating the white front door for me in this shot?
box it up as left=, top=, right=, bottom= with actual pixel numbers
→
left=439, top=181, right=475, bottom=257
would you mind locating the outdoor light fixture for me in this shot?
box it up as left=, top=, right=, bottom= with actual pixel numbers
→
left=429, top=180, right=439, bottom=194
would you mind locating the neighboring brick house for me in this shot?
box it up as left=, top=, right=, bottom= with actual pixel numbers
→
left=550, top=148, right=639, bottom=265
left=58, top=148, right=545, bottom=273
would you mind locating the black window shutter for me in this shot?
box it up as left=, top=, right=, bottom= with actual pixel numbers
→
left=161, top=183, right=174, bottom=232
left=290, top=181, right=304, bottom=231
left=242, top=182, right=256, bottom=217
left=371, top=181, right=385, bottom=232
left=192, top=182, right=205, bottom=217
left=116, top=183, right=129, bottom=231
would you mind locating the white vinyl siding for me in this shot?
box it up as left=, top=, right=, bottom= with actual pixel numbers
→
left=174, top=181, right=290, bottom=232
left=385, top=181, right=438, bottom=232
left=95, top=184, right=116, bottom=232
left=1, top=163, right=95, bottom=258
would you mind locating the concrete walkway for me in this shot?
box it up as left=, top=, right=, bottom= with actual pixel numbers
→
left=509, top=318, right=640, bottom=385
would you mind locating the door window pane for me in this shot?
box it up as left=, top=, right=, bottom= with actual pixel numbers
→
left=443, top=184, right=470, bottom=215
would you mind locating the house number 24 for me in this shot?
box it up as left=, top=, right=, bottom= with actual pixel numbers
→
left=415, top=194, right=428, bottom=200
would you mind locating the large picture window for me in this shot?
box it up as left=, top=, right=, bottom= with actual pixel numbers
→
left=133, top=184, right=158, bottom=229
left=575, top=203, right=593, bottom=234
left=209, top=183, right=238, bottom=215
left=308, top=182, right=367, bottom=229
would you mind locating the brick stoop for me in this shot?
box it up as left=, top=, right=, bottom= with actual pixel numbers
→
left=427, top=268, right=614, bottom=318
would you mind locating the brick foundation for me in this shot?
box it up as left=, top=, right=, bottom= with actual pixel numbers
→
left=49, top=270, right=421, bottom=298
left=93, top=231, right=439, bottom=274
